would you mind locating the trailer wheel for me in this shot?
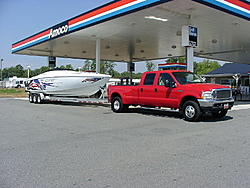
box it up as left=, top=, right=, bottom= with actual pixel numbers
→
left=182, top=100, right=201, bottom=122
left=111, top=97, right=128, bottom=113
left=36, top=94, right=43, bottom=104
left=29, top=94, right=34, bottom=103
left=32, top=94, right=37, bottom=103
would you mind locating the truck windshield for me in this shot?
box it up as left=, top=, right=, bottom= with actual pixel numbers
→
left=172, top=72, right=204, bottom=85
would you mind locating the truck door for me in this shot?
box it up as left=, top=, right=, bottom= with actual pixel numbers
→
left=154, top=73, right=179, bottom=108
left=138, top=73, right=156, bottom=106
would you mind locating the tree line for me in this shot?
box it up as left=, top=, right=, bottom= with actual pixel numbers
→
left=165, top=57, right=222, bottom=75
left=1, top=59, right=221, bottom=80
left=1, top=60, right=143, bottom=80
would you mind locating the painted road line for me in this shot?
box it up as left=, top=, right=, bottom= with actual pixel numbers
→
left=232, top=104, right=250, bottom=111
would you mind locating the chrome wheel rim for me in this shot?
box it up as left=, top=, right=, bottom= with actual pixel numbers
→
left=185, top=105, right=195, bottom=119
left=113, top=100, right=120, bottom=111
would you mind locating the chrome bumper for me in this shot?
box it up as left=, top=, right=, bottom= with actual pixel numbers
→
left=197, top=98, right=234, bottom=112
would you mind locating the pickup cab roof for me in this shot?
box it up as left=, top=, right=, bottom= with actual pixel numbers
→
left=145, top=70, right=191, bottom=74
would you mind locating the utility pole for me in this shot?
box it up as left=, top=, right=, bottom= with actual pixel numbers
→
left=27, top=66, right=31, bottom=78
left=0, top=59, right=3, bottom=82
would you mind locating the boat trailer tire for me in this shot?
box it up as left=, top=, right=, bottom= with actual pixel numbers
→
left=182, top=100, right=201, bottom=122
left=29, top=94, right=34, bottom=103
left=29, top=93, right=43, bottom=104
left=36, top=94, right=43, bottom=104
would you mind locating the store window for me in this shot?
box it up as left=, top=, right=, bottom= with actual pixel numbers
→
left=220, top=79, right=232, bottom=86
left=244, top=78, right=249, bottom=86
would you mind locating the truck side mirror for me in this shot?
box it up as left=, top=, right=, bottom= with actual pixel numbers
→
left=171, top=82, right=177, bottom=88
left=165, top=80, right=176, bottom=88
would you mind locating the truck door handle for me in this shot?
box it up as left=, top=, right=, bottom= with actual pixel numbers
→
left=140, top=88, right=143, bottom=92
left=154, top=88, right=157, bottom=93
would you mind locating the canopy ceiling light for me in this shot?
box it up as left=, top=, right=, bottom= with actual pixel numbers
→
left=144, top=16, right=168, bottom=22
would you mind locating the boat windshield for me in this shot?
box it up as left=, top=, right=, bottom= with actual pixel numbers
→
left=172, top=72, right=205, bottom=85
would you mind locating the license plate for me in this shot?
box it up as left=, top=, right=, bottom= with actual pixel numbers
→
left=224, top=103, right=229, bottom=109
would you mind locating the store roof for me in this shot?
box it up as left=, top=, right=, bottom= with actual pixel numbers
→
left=206, top=63, right=250, bottom=76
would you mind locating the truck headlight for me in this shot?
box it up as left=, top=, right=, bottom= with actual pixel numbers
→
left=202, top=91, right=213, bottom=100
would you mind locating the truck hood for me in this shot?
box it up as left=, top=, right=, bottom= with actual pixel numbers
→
left=184, top=83, right=231, bottom=91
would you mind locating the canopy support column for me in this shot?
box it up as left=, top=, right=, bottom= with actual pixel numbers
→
left=127, top=61, right=134, bottom=85
left=127, top=39, right=135, bottom=85
left=96, top=37, right=101, bottom=73
left=186, top=47, right=194, bottom=72
left=182, top=24, right=197, bottom=72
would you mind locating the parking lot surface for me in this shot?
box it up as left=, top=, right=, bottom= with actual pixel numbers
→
left=1, top=98, right=250, bottom=188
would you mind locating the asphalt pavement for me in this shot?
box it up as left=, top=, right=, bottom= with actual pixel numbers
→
left=1, top=98, right=250, bottom=188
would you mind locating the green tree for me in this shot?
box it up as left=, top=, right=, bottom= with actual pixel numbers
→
left=116, top=72, right=142, bottom=79
left=194, top=59, right=221, bottom=75
left=39, top=66, right=50, bottom=74
left=120, top=71, right=130, bottom=78
left=112, top=71, right=121, bottom=78
left=15, top=64, right=25, bottom=77
left=82, top=60, right=92, bottom=71
left=2, top=68, right=9, bottom=79
left=59, top=65, right=66, bottom=69
left=82, top=60, right=97, bottom=71
left=59, top=64, right=73, bottom=70
left=30, top=69, right=41, bottom=77
left=165, top=57, right=186, bottom=63
left=2, top=64, right=25, bottom=78
left=103, top=61, right=117, bottom=76
left=146, top=61, right=156, bottom=71
left=82, top=60, right=117, bottom=76
left=65, top=64, right=73, bottom=70
left=133, top=72, right=143, bottom=79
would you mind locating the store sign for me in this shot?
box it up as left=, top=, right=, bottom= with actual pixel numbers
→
left=182, top=26, right=198, bottom=47
left=49, top=21, right=69, bottom=38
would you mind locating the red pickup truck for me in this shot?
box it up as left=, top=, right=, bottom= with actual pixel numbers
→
left=108, top=70, right=234, bottom=121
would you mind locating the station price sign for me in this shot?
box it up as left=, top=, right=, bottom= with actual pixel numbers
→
left=182, top=26, right=198, bottom=47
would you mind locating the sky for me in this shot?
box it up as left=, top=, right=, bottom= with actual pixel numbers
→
left=0, top=0, right=227, bottom=74
left=0, top=0, right=132, bottom=72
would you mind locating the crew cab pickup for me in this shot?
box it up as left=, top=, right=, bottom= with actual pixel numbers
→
left=108, top=70, right=234, bottom=121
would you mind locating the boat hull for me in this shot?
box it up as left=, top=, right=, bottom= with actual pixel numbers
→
left=26, top=70, right=111, bottom=97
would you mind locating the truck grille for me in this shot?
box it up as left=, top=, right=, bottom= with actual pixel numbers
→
left=213, top=89, right=232, bottom=100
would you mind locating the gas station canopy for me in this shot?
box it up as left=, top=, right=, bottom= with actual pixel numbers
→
left=12, top=0, right=250, bottom=64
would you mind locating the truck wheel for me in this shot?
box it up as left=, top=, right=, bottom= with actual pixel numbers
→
left=29, top=94, right=34, bottom=103
left=111, top=97, right=128, bottom=113
left=182, top=101, right=201, bottom=122
left=212, top=110, right=227, bottom=118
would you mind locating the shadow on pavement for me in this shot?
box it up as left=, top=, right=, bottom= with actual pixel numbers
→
left=127, top=108, right=233, bottom=123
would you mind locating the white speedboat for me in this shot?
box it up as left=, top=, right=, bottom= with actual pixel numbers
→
left=26, top=70, right=111, bottom=97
